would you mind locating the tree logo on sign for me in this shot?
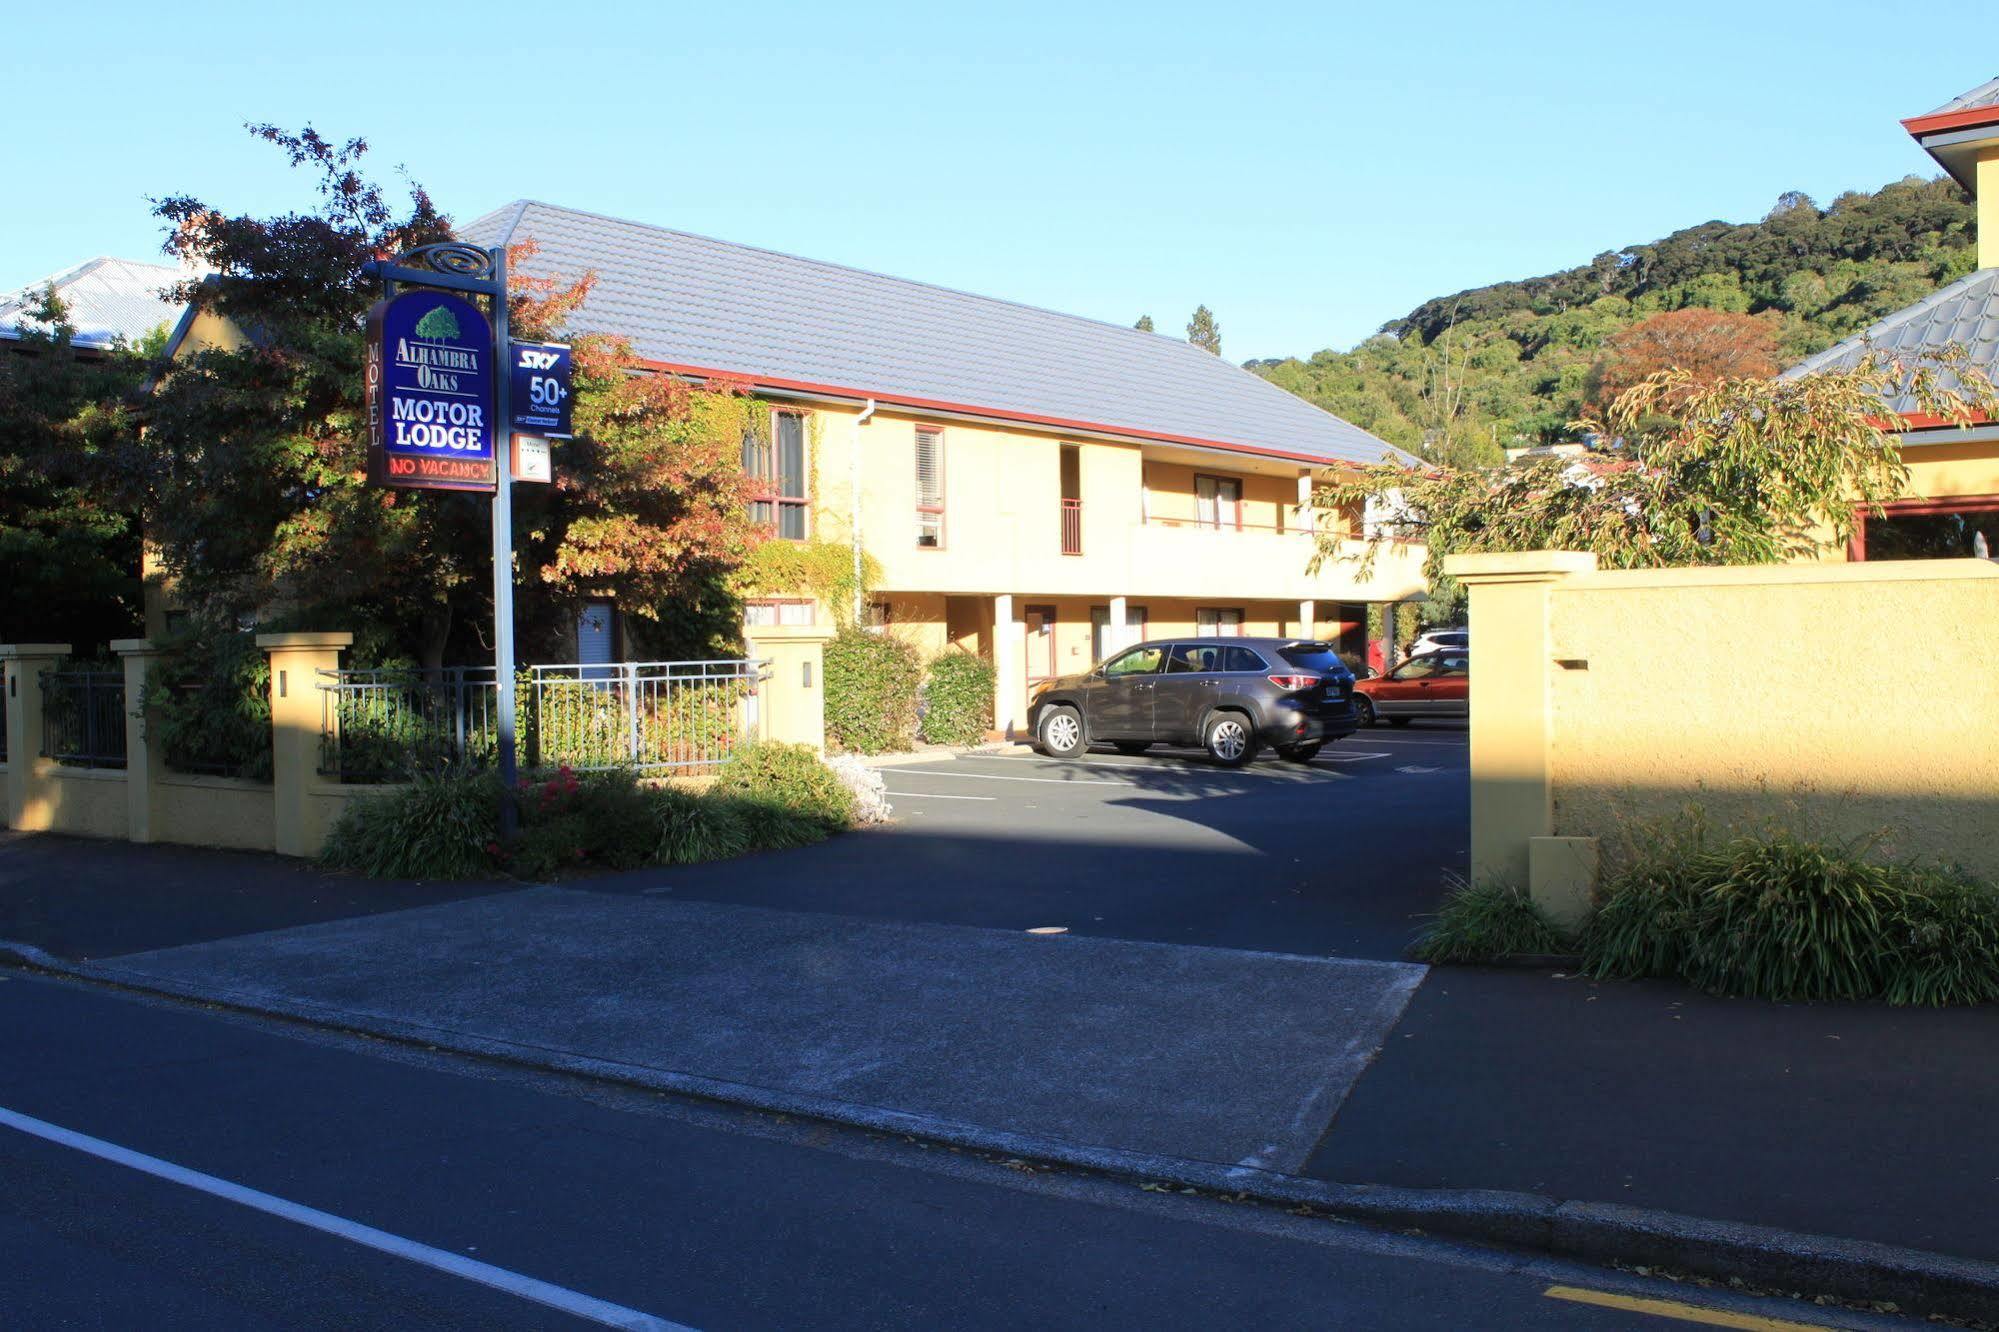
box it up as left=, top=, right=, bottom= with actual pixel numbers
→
left=413, top=305, right=461, bottom=341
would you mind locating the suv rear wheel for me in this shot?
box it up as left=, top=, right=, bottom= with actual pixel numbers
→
left=1203, top=712, right=1257, bottom=768
left=1037, top=705, right=1087, bottom=758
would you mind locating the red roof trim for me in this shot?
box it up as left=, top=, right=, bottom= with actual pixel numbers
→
left=632, top=355, right=1372, bottom=468
left=1893, top=409, right=1992, bottom=430
left=1902, top=105, right=1999, bottom=137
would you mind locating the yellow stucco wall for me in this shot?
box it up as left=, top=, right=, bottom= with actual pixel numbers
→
left=41, top=769, right=129, bottom=840
left=1454, top=552, right=1999, bottom=906
left=797, top=403, right=1426, bottom=606
left=156, top=776, right=277, bottom=853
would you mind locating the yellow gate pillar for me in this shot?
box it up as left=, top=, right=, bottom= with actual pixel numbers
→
left=745, top=623, right=834, bottom=753
left=259, top=632, right=353, bottom=857
left=111, top=639, right=169, bottom=842
left=1444, top=552, right=1596, bottom=910
left=0, top=644, right=73, bottom=831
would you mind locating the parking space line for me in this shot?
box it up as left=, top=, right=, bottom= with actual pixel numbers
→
left=883, top=790, right=996, bottom=801
left=1315, top=752, right=1391, bottom=763
left=893, top=769, right=1131, bottom=787
left=0, top=1104, right=686, bottom=1331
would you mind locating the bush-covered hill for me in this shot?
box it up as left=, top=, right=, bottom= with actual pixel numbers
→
left=1250, top=176, right=1977, bottom=466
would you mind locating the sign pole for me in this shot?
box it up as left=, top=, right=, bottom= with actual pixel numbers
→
left=488, top=245, right=519, bottom=837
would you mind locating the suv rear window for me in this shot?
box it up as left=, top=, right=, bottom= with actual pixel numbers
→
left=1276, top=645, right=1348, bottom=673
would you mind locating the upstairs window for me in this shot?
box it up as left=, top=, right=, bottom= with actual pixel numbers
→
left=915, top=426, right=945, bottom=548
left=1196, top=475, right=1243, bottom=530
left=744, top=410, right=809, bottom=539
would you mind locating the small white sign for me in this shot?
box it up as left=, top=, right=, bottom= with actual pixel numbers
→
left=513, top=434, right=552, bottom=484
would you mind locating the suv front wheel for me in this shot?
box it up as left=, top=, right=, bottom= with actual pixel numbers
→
left=1037, top=705, right=1087, bottom=758
left=1203, top=712, right=1258, bottom=768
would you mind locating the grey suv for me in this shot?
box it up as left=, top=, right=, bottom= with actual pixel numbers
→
left=1028, top=638, right=1359, bottom=768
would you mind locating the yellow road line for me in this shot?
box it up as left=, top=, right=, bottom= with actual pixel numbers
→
left=1542, top=1285, right=1835, bottom=1330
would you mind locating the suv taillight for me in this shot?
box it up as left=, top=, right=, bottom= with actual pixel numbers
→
left=1266, top=674, right=1317, bottom=691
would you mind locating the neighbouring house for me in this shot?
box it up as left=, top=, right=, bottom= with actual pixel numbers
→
left=1785, top=78, right=1999, bottom=561
left=459, top=201, right=1427, bottom=733
left=0, top=256, right=184, bottom=355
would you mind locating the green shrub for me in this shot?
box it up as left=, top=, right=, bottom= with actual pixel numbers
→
left=1412, top=876, right=1572, bottom=963
left=145, top=633, right=272, bottom=781
left=1581, top=816, right=1999, bottom=1005
left=720, top=794, right=838, bottom=853
left=921, top=651, right=995, bottom=746
left=320, top=768, right=499, bottom=880
left=714, top=740, right=855, bottom=829
left=823, top=628, right=920, bottom=753
left=505, top=766, right=661, bottom=879
left=653, top=786, right=754, bottom=865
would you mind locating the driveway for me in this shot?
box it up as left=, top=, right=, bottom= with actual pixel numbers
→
left=603, top=724, right=1469, bottom=961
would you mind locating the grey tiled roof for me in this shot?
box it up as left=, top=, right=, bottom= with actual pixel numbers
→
left=0, top=256, right=184, bottom=351
left=1921, top=77, right=1999, bottom=118
left=459, top=201, right=1405, bottom=467
left=1781, top=267, right=1999, bottom=416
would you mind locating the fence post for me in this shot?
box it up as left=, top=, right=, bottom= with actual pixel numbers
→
left=111, top=639, right=168, bottom=843
left=743, top=624, right=834, bottom=753
left=258, top=632, right=354, bottom=858
left=1442, top=551, right=1596, bottom=921
left=0, top=644, right=73, bottom=832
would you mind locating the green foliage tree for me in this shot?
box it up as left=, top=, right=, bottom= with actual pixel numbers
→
left=1254, top=176, right=1977, bottom=455
left=1186, top=305, right=1221, bottom=356
left=1316, top=351, right=1999, bottom=598
left=0, top=287, right=146, bottom=649
left=1134, top=314, right=1154, bottom=333
left=119, top=123, right=765, bottom=668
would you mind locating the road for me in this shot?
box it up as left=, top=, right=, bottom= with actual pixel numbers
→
left=0, top=970, right=1908, bottom=1330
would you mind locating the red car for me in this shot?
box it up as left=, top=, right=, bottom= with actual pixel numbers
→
left=1353, top=653, right=1468, bottom=726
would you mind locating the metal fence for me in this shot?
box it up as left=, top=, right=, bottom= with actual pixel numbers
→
left=319, top=659, right=767, bottom=782
left=40, top=669, right=127, bottom=770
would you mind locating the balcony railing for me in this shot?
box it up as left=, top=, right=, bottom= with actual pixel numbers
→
left=1060, top=498, right=1083, bottom=556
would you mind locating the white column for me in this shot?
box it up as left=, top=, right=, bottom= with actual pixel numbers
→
left=1108, top=595, right=1130, bottom=652
left=993, top=594, right=1027, bottom=737
left=1297, top=600, right=1316, bottom=640
left=1297, top=472, right=1316, bottom=535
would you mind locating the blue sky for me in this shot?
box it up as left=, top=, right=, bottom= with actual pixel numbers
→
left=4, top=2, right=1993, bottom=360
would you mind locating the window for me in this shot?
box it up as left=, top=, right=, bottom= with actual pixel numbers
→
left=1196, top=607, right=1243, bottom=637
left=1857, top=498, right=1999, bottom=561
left=577, top=602, right=616, bottom=665
left=1167, top=643, right=1221, bottom=674
left=1102, top=645, right=1165, bottom=678
left=744, top=411, right=808, bottom=539
left=915, top=426, right=944, bottom=548
left=745, top=599, right=815, bottom=628
left=865, top=599, right=893, bottom=627
left=1090, top=604, right=1147, bottom=662
left=1220, top=646, right=1268, bottom=673
left=1196, top=475, right=1242, bottom=530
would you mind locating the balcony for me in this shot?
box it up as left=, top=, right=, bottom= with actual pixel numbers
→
left=1060, top=499, right=1083, bottom=556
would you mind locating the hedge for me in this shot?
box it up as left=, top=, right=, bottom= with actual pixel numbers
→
left=921, top=651, right=995, bottom=746
left=823, top=627, right=920, bottom=754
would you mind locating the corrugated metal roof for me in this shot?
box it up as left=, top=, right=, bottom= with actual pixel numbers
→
left=459, top=201, right=1405, bottom=467
left=0, top=256, right=184, bottom=350
left=1921, top=77, right=1999, bottom=119
left=1782, top=267, right=1999, bottom=416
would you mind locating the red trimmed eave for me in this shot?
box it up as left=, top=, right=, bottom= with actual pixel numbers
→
left=630, top=354, right=1393, bottom=470
left=1902, top=105, right=1999, bottom=137
left=1871, top=409, right=1993, bottom=431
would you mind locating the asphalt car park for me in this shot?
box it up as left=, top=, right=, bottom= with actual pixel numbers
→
left=622, top=724, right=1469, bottom=961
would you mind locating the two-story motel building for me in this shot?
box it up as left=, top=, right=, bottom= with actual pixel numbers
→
left=463, top=202, right=1427, bottom=733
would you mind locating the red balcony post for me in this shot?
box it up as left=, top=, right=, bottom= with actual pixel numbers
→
left=1060, top=498, right=1083, bottom=556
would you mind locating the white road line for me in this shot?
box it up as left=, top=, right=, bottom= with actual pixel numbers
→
left=0, top=1105, right=687, bottom=1332
left=883, top=790, right=996, bottom=801
left=1314, top=751, right=1391, bottom=763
